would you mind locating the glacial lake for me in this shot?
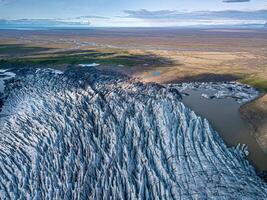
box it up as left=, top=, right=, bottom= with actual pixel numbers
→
left=181, top=87, right=267, bottom=171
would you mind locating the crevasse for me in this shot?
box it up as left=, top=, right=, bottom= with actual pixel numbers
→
left=0, top=67, right=266, bottom=199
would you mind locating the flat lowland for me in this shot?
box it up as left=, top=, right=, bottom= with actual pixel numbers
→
left=0, top=28, right=267, bottom=89
left=1, top=28, right=267, bottom=152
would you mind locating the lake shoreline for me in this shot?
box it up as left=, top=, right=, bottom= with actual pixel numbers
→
left=240, top=93, right=267, bottom=154
left=174, top=82, right=267, bottom=174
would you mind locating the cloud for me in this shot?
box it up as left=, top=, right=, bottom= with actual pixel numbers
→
left=76, top=15, right=110, bottom=20
left=223, top=0, right=250, bottom=3
left=123, top=9, right=267, bottom=21
left=118, top=9, right=267, bottom=27
left=0, top=18, right=91, bottom=28
left=1, top=9, right=266, bottom=28
left=124, top=10, right=178, bottom=19
left=0, top=15, right=110, bottom=29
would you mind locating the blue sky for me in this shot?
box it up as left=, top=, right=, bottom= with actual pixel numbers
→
left=0, top=0, right=266, bottom=27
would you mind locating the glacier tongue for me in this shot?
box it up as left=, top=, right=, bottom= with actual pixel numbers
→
left=0, top=67, right=266, bottom=199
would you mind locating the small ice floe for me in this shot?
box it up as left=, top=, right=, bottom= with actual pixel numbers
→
left=118, top=65, right=125, bottom=67
left=201, top=93, right=210, bottom=99
left=79, top=63, right=100, bottom=67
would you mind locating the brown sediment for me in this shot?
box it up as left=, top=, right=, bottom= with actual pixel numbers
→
left=240, top=93, right=267, bottom=154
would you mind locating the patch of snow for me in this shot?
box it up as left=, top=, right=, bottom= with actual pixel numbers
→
left=201, top=93, right=210, bottom=99
left=78, top=63, right=100, bottom=67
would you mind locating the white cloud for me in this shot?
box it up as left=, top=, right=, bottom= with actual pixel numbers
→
left=223, top=0, right=250, bottom=3
left=1, top=9, right=266, bottom=28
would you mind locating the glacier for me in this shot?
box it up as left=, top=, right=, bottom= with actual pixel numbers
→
left=173, top=82, right=259, bottom=104
left=0, top=67, right=266, bottom=199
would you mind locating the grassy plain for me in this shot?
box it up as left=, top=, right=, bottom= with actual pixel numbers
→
left=1, top=28, right=266, bottom=91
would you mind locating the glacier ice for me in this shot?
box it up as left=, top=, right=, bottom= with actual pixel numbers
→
left=0, top=67, right=266, bottom=199
left=78, top=63, right=100, bottom=67
left=0, top=70, right=16, bottom=102
left=173, top=82, right=259, bottom=104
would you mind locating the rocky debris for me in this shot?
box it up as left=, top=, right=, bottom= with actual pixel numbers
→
left=0, top=67, right=266, bottom=199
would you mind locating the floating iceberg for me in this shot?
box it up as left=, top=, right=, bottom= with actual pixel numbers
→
left=0, top=67, right=266, bottom=199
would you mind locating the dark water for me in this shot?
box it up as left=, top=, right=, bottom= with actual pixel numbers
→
left=182, top=88, right=267, bottom=171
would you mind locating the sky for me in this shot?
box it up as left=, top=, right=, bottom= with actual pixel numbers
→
left=0, top=0, right=266, bottom=27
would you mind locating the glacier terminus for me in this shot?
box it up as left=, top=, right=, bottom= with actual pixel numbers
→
left=0, top=67, right=266, bottom=199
